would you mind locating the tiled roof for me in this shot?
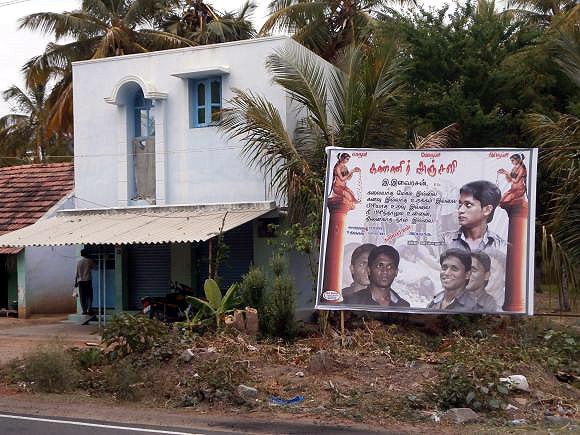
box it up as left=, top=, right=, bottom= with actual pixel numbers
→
left=0, top=162, right=74, bottom=237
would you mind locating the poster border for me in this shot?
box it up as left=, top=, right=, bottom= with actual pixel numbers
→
left=315, top=147, right=538, bottom=316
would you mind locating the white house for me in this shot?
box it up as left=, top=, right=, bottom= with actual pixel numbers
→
left=0, top=36, right=318, bottom=316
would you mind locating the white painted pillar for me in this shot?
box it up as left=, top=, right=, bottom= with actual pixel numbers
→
left=154, top=98, right=167, bottom=205
left=116, top=105, right=129, bottom=207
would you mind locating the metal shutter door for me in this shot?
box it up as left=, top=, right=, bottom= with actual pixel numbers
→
left=128, top=243, right=170, bottom=309
left=219, top=221, right=254, bottom=289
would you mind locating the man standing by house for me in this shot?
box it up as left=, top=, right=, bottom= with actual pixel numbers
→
left=76, top=249, right=96, bottom=316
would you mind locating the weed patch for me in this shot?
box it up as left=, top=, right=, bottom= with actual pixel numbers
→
left=21, top=346, right=79, bottom=393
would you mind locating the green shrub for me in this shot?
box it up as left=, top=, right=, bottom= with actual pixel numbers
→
left=428, top=333, right=510, bottom=410
left=268, top=275, right=296, bottom=340
left=22, top=346, right=79, bottom=393
left=76, top=347, right=104, bottom=369
left=269, top=254, right=286, bottom=278
left=103, top=360, right=143, bottom=401
left=239, top=265, right=266, bottom=309
left=102, top=313, right=169, bottom=359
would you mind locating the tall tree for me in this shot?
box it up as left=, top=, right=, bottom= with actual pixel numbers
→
left=0, top=80, right=70, bottom=164
left=260, top=0, right=385, bottom=62
left=18, top=0, right=194, bottom=138
left=525, top=27, right=579, bottom=310
left=158, top=0, right=256, bottom=44
left=219, top=38, right=407, bottom=223
left=393, top=0, right=578, bottom=147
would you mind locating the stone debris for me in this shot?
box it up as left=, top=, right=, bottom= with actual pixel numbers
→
left=308, top=350, right=333, bottom=373
left=544, top=416, right=578, bottom=426
left=237, top=384, right=258, bottom=401
left=499, top=375, right=529, bottom=392
left=180, top=348, right=194, bottom=362
left=443, top=408, right=480, bottom=424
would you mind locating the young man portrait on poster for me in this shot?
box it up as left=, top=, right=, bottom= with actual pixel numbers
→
left=341, top=243, right=376, bottom=299
left=441, top=180, right=505, bottom=253
left=428, top=248, right=476, bottom=312
left=467, top=250, right=500, bottom=312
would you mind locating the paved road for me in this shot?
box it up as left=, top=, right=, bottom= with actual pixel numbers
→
left=0, top=412, right=383, bottom=435
left=0, top=413, right=240, bottom=435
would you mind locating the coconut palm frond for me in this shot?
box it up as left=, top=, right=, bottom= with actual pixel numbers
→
left=552, top=30, right=580, bottom=87
left=23, top=38, right=97, bottom=87
left=19, top=12, right=105, bottom=40
left=220, top=88, right=320, bottom=219
left=3, top=86, right=36, bottom=114
left=411, top=123, right=461, bottom=149
left=137, top=29, right=196, bottom=50
left=541, top=226, right=578, bottom=309
left=267, top=43, right=331, bottom=139
left=124, top=0, right=161, bottom=26
left=46, top=76, right=73, bottom=137
left=260, top=1, right=324, bottom=36
left=80, top=0, right=111, bottom=22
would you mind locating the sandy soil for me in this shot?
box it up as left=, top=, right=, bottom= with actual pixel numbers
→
left=0, top=316, right=100, bottom=365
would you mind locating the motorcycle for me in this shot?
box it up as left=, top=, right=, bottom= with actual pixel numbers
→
left=141, top=281, right=195, bottom=322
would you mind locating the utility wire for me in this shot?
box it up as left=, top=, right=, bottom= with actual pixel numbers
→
left=0, top=0, right=35, bottom=8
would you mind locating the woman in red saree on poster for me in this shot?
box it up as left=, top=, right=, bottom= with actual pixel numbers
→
left=330, top=153, right=360, bottom=207
left=322, top=152, right=362, bottom=301
left=497, top=152, right=529, bottom=312
left=497, top=153, right=527, bottom=207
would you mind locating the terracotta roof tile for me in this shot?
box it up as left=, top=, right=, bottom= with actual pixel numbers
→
left=0, top=163, right=73, bottom=233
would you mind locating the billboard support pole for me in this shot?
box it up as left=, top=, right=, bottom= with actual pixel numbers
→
left=322, top=197, right=353, bottom=296
left=502, top=199, right=529, bottom=312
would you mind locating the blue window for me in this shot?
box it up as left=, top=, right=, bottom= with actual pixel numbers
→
left=134, top=90, right=155, bottom=137
left=189, top=77, right=221, bottom=127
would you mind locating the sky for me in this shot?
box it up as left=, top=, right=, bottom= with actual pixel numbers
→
left=0, top=0, right=456, bottom=117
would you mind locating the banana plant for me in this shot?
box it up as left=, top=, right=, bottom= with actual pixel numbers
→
left=187, top=278, right=239, bottom=328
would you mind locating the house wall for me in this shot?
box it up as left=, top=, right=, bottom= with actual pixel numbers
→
left=72, top=36, right=294, bottom=209
left=23, top=246, right=77, bottom=314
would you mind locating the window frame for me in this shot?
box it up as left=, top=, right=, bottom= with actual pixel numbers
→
left=189, top=76, right=222, bottom=128
left=134, top=91, right=155, bottom=137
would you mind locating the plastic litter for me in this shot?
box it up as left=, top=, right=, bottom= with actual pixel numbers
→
left=269, top=395, right=304, bottom=406
left=499, top=375, right=529, bottom=392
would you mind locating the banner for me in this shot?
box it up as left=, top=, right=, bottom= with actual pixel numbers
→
left=316, top=148, right=537, bottom=315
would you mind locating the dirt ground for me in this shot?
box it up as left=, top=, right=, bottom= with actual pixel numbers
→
left=0, top=313, right=577, bottom=433
left=0, top=315, right=100, bottom=365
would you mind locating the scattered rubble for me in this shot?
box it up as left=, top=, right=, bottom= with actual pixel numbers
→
left=237, top=384, right=258, bottom=401
left=443, top=408, right=480, bottom=424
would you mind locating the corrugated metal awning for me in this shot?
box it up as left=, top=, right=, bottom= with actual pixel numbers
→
left=0, top=202, right=276, bottom=247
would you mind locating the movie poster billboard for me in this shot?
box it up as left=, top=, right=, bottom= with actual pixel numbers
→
left=316, top=148, right=537, bottom=315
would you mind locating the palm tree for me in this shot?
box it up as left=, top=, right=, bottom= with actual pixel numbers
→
left=505, top=0, right=578, bottom=28
left=260, top=0, right=386, bottom=62
left=18, top=0, right=194, bottom=137
left=0, top=80, right=69, bottom=163
left=158, top=0, right=257, bottom=44
left=219, top=38, right=407, bottom=223
left=525, top=29, right=579, bottom=311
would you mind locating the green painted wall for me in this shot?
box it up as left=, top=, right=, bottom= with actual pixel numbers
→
left=16, top=250, right=26, bottom=317
left=6, top=255, right=17, bottom=307
left=171, top=243, right=192, bottom=287
left=114, top=246, right=127, bottom=312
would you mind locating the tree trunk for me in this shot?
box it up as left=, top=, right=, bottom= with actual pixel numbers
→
left=559, top=268, right=571, bottom=312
